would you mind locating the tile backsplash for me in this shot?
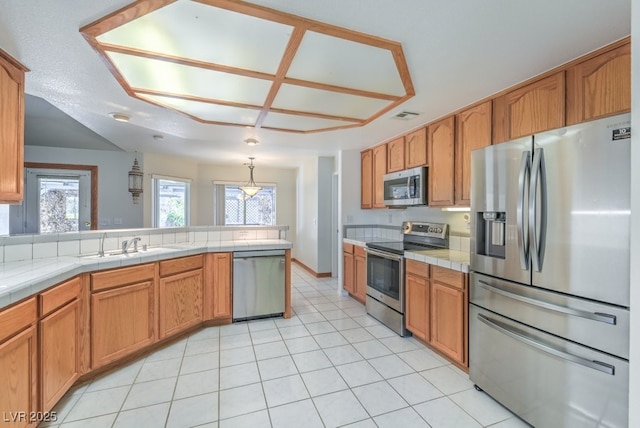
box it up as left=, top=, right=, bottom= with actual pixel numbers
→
left=0, top=225, right=289, bottom=263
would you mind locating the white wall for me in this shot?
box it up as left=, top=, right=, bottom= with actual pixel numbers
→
left=23, top=145, right=143, bottom=229
left=628, top=4, right=638, bottom=425
left=196, top=162, right=297, bottom=250
left=296, top=157, right=319, bottom=270
left=317, top=157, right=334, bottom=273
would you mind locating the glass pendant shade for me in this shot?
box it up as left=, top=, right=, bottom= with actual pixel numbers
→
left=128, top=157, right=144, bottom=204
left=240, top=157, right=262, bottom=197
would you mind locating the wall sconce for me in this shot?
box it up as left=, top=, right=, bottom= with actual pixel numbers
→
left=128, top=156, right=143, bottom=204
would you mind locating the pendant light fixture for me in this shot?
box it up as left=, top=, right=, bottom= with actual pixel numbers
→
left=239, top=157, right=262, bottom=197
left=128, top=154, right=143, bottom=204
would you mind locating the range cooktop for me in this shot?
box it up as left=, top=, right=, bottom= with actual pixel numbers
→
left=366, top=241, right=444, bottom=256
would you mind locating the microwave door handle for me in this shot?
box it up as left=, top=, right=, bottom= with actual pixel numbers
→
left=517, top=151, right=531, bottom=270
left=529, top=148, right=547, bottom=272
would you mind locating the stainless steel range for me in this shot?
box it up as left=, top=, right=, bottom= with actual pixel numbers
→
left=365, top=221, right=448, bottom=336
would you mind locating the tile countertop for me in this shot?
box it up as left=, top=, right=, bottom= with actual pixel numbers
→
left=344, top=238, right=470, bottom=274
left=0, top=239, right=292, bottom=310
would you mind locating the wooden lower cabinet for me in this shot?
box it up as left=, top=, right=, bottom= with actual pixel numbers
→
left=204, top=252, right=232, bottom=320
left=91, top=280, right=156, bottom=369
left=40, top=299, right=81, bottom=412
left=159, top=269, right=203, bottom=338
left=353, top=246, right=367, bottom=303
left=0, top=326, right=38, bottom=428
left=404, top=260, right=468, bottom=368
left=430, top=281, right=465, bottom=364
left=343, top=245, right=355, bottom=295
left=405, top=273, right=429, bottom=342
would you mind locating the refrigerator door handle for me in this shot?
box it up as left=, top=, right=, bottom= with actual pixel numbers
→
left=477, top=313, right=616, bottom=376
left=477, top=279, right=617, bottom=325
left=517, top=151, right=531, bottom=270
left=529, top=147, right=547, bottom=272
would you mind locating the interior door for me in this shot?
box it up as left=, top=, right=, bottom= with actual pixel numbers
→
left=11, top=168, right=92, bottom=234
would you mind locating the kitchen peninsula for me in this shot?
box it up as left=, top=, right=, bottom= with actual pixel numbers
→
left=0, top=225, right=292, bottom=420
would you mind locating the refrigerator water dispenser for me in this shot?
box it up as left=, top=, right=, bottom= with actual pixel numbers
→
left=476, top=212, right=506, bottom=259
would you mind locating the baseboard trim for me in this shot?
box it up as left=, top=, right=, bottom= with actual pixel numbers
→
left=292, top=258, right=332, bottom=278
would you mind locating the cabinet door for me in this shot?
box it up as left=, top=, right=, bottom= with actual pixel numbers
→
left=566, top=42, right=631, bottom=125
left=0, top=50, right=27, bottom=204
left=405, top=273, right=428, bottom=342
left=91, top=281, right=155, bottom=369
left=386, top=137, right=405, bottom=172
left=204, top=253, right=232, bottom=320
left=455, top=101, right=492, bottom=206
left=493, top=72, right=564, bottom=143
left=428, top=116, right=455, bottom=206
left=430, top=281, right=465, bottom=365
left=360, top=150, right=373, bottom=209
left=0, top=326, right=37, bottom=428
left=372, top=144, right=387, bottom=208
left=343, top=251, right=355, bottom=294
left=40, top=300, right=80, bottom=412
left=354, top=251, right=367, bottom=303
left=405, top=128, right=428, bottom=168
left=159, top=269, right=203, bottom=339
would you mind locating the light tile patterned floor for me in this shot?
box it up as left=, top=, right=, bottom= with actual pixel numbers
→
left=42, top=264, right=529, bottom=428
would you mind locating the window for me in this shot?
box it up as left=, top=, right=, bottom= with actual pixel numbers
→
left=153, top=176, right=190, bottom=228
left=214, top=183, right=276, bottom=225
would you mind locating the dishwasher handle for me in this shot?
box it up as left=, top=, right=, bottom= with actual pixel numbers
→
left=233, top=249, right=286, bottom=259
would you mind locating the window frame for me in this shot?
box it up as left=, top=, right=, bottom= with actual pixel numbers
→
left=213, top=181, right=277, bottom=226
left=152, top=174, right=191, bottom=228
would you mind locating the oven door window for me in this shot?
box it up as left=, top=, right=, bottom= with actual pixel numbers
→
left=384, top=177, right=409, bottom=201
left=367, top=253, right=400, bottom=300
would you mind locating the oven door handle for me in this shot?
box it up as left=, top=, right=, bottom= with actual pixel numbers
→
left=364, top=247, right=404, bottom=261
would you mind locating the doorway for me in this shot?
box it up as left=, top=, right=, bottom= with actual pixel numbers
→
left=10, top=163, right=98, bottom=234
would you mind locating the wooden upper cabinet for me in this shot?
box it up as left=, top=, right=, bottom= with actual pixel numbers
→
left=0, top=49, right=28, bottom=204
left=427, top=116, right=455, bottom=207
left=386, top=137, right=405, bottom=172
left=372, top=144, right=387, bottom=208
left=405, top=128, right=428, bottom=168
left=455, top=101, right=492, bottom=206
left=493, top=71, right=565, bottom=143
left=360, top=150, right=373, bottom=209
left=566, top=41, right=631, bottom=125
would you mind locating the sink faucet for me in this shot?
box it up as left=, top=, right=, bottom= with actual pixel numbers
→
left=122, top=237, right=142, bottom=254
left=99, top=232, right=107, bottom=257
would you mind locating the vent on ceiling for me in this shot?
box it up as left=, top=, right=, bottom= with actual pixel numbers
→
left=392, top=111, right=420, bottom=120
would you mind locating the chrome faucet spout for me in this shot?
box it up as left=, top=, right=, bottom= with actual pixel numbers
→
left=99, top=232, right=107, bottom=257
left=122, top=237, right=142, bottom=254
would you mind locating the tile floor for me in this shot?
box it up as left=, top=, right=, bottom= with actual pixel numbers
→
left=41, top=264, right=529, bottom=428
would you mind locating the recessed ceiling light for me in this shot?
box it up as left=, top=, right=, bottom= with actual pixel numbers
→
left=109, top=112, right=130, bottom=122
left=244, top=138, right=259, bottom=146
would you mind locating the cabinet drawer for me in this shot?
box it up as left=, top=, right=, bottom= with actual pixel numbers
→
left=406, top=259, right=429, bottom=278
left=91, top=263, right=156, bottom=292
left=0, top=297, right=37, bottom=343
left=354, top=245, right=366, bottom=258
left=343, top=243, right=354, bottom=254
left=160, top=255, right=203, bottom=277
left=40, top=276, right=81, bottom=317
left=432, top=266, right=465, bottom=290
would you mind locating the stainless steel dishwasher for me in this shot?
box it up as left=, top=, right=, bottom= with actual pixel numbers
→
left=233, top=249, right=286, bottom=321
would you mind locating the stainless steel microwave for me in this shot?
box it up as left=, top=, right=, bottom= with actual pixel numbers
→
left=383, top=166, right=427, bottom=207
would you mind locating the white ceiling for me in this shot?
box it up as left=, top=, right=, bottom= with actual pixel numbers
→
left=0, top=0, right=631, bottom=168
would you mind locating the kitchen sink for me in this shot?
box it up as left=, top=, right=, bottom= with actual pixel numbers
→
left=81, top=247, right=167, bottom=259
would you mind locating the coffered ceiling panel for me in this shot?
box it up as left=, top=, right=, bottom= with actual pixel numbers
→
left=107, top=52, right=272, bottom=106
left=81, top=0, right=414, bottom=133
left=272, top=84, right=389, bottom=120
left=137, top=93, right=260, bottom=125
left=96, top=1, right=293, bottom=74
left=261, top=112, right=355, bottom=132
left=287, top=31, right=405, bottom=96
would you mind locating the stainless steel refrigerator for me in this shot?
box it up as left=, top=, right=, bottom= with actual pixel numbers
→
left=469, top=113, right=630, bottom=427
